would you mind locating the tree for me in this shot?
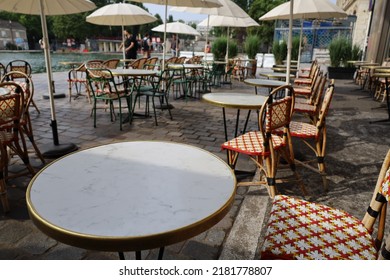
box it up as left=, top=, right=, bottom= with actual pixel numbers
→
left=248, top=0, right=286, bottom=52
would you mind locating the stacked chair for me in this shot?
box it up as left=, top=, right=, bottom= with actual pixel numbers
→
left=0, top=82, right=36, bottom=212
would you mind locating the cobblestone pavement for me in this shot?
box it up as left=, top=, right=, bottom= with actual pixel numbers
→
left=0, top=67, right=389, bottom=260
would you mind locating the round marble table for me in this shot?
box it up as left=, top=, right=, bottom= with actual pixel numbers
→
left=244, top=78, right=286, bottom=95
left=27, top=141, right=236, bottom=258
left=203, top=92, right=267, bottom=141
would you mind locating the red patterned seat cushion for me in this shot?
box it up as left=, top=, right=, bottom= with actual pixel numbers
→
left=294, top=78, right=313, bottom=85
left=293, top=86, right=312, bottom=96
left=294, top=102, right=316, bottom=114
left=289, top=121, right=318, bottom=139
left=260, top=195, right=378, bottom=260
left=221, top=131, right=284, bottom=156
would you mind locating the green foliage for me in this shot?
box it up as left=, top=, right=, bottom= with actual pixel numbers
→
left=212, top=37, right=238, bottom=60
left=245, top=35, right=260, bottom=59
left=272, top=40, right=287, bottom=65
left=291, top=36, right=301, bottom=61
left=329, top=37, right=361, bottom=67
left=248, top=0, right=286, bottom=50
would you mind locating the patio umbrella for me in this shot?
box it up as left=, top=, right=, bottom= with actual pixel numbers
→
left=152, top=22, right=200, bottom=53
left=198, top=15, right=259, bottom=65
left=171, top=0, right=250, bottom=54
left=131, top=0, right=222, bottom=69
left=0, top=0, right=96, bottom=158
left=86, top=3, right=157, bottom=60
left=260, top=0, right=347, bottom=70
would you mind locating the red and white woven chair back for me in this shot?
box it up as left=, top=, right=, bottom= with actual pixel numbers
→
left=261, top=85, right=294, bottom=134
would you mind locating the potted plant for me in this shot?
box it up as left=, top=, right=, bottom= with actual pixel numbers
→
left=211, top=36, right=238, bottom=61
left=272, top=40, right=287, bottom=65
left=328, top=37, right=361, bottom=79
left=244, top=35, right=260, bottom=76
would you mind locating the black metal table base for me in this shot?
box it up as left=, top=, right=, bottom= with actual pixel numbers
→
left=118, top=247, right=165, bottom=260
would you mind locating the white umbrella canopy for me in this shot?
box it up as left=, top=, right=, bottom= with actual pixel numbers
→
left=171, top=0, right=250, bottom=53
left=0, top=0, right=96, bottom=157
left=260, top=0, right=347, bottom=69
left=86, top=3, right=157, bottom=59
left=198, top=15, right=259, bottom=64
left=131, top=0, right=222, bottom=69
left=152, top=21, right=200, bottom=36
left=259, top=0, right=347, bottom=21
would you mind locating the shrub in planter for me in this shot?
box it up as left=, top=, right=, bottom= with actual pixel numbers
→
left=272, top=40, right=287, bottom=65
left=211, top=37, right=238, bottom=61
left=244, top=35, right=260, bottom=76
left=328, top=37, right=362, bottom=79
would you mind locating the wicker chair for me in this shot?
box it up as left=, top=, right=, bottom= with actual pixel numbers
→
left=261, top=149, right=390, bottom=260
left=0, top=82, right=36, bottom=212
left=4, top=60, right=40, bottom=114
left=221, top=85, right=306, bottom=198
left=86, top=67, right=133, bottom=131
left=294, top=74, right=327, bottom=124
left=102, top=59, right=120, bottom=69
left=1, top=71, right=45, bottom=164
left=284, top=81, right=335, bottom=190
left=67, top=60, right=104, bottom=103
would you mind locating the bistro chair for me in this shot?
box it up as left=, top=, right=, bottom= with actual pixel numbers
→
left=221, top=85, right=306, bottom=198
left=67, top=59, right=104, bottom=103
left=86, top=67, right=133, bottom=131
left=0, top=82, right=36, bottom=212
left=130, top=58, right=148, bottom=70
left=294, top=74, right=327, bottom=124
left=132, top=69, right=173, bottom=126
left=284, top=81, right=335, bottom=190
left=1, top=71, right=45, bottom=165
left=102, top=58, right=120, bottom=69
left=4, top=60, right=40, bottom=114
left=293, top=69, right=321, bottom=97
left=260, top=149, right=390, bottom=260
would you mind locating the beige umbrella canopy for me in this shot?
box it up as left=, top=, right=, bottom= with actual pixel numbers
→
left=86, top=3, right=157, bottom=59
left=171, top=0, right=250, bottom=53
left=152, top=21, right=200, bottom=36
left=260, top=0, right=347, bottom=69
left=0, top=0, right=97, bottom=157
left=131, top=0, right=222, bottom=68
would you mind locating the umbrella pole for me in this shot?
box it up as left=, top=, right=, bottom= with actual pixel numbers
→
left=297, top=19, right=303, bottom=75
left=204, top=15, right=210, bottom=54
left=225, top=26, right=230, bottom=72
left=162, top=0, right=168, bottom=70
left=39, top=0, right=77, bottom=158
left=122, top=25, right=126, bottom=60
left=286, top=0, right=293, bottom=84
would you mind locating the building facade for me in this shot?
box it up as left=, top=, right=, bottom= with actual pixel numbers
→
left=338, top=0, right=390, bottom=62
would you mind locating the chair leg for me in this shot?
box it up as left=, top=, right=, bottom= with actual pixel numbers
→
left=0, top=144, right=10, bottom=213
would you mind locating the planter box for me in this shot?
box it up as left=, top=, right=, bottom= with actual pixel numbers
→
left=328, top=67, right=356, bottom=79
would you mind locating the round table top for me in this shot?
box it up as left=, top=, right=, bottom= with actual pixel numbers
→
left=108, top=68, right=157, bottom=77
left=167, top=63, right=204, bottom=69
left=272, top=67, right=298, bottom=73
left=244, top=78, right=286, bottom=88
left=354, top=61, right=380, bottom=66
left=372, top=73, right=390, bottom=78
left=26, top=141, right=236, bottom=252
left=202, top=92, right=267, bottom=110
left=259, top=72, right=295, bottom=80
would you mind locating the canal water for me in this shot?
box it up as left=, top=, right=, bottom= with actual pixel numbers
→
left=0, top=51, right=124, bottom=73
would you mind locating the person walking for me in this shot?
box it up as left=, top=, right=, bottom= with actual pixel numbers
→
left=142, top=33, right=152, bottom=58
left=171, top=34, right=180, bottom=57
left=119, top=29, right=137, bottom=67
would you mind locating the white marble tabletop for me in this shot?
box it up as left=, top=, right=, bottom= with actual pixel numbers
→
left=202, top=92, right=267, bottom=110
left=27, top=141, right=236, bottom=252
left=108, top=68, right=157, bottom=77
